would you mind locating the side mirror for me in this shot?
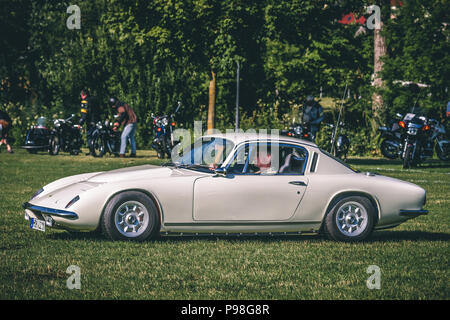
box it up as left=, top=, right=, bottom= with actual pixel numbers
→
left=214, top=167, right=227, bottom=177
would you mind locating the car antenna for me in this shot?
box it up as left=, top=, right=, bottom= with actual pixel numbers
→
left=330, top=82, right=348, bottom=155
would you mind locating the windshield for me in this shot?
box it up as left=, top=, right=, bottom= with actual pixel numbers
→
left=319, top=148, right=360, bottom=173
left=170, top=137, right=235, bottom=171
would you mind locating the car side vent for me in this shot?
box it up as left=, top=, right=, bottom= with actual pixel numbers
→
left=310, top=152, right=319, bottom=173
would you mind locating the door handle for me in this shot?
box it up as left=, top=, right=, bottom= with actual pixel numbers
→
left=289, top=181, right=307, bottom=186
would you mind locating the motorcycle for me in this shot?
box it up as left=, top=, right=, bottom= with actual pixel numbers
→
left=428, top=118, right=450, bottom=161
left=90, top=118, right=121, bottom=157
left=49, top=114, right=83, bottom=156
left=378, top=113, right=403, bottom=159
left=22, top=117, right=52, bottom=154
left=399, top=113, right=433, bottom=168
left=151, top=102, right=181, bottom=159
left=327, top=122, right=350, bottom=160
left=282, top=122, right=313, bottom=141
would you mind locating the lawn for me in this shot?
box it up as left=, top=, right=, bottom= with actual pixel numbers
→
left=0, top=149, right=448, bottom=300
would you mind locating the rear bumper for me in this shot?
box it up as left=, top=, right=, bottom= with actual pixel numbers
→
left=399, top=209, right=428, bottom=218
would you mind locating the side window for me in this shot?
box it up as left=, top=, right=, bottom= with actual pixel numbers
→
left=277, top=145, right=308, bottom=175
left=226, top=143, right=308, bottom=175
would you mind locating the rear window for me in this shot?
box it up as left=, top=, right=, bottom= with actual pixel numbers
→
left=319, top=148, right=360, bottom=173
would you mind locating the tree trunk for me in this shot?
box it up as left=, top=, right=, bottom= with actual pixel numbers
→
left=207, top=71, right=216, bottom=131
left=372, top=21, right=386, bottom=119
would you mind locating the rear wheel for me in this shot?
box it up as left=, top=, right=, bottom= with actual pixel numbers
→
left=323, top=196, right=376, bottom=242
left=380, top=139, right=398, bottom=159
left=101, top=191, right=160, bottom=241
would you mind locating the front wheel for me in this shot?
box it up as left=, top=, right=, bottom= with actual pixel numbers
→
left=48, top=136, right=60, bottom=155
left=90, top=134, right=105, bottom=157
left=323, top=196, right=376, bottom=242
left=436, top=143, right=450, bottom=161
left=403, top=144, right=412, bottom=169
left=101, top=191, right=160, bottom=241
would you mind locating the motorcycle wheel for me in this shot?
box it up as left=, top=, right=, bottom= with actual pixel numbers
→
left=436, top=144, right=450, bottom=161
left=48, top=136, right=60, bottom=156
left=90, top=134, right=104, bottom=157
left=380, top=139, right=398, bottom=159
left=403, top=145, right=412, bottom=169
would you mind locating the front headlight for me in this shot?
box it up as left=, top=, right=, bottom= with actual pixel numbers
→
left=31, top=188, right=44, bottom=200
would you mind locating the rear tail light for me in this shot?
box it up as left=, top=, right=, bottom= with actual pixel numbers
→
left=399, top=121, right=406, bottom=128
left=422, top=125, right=430, bottom=131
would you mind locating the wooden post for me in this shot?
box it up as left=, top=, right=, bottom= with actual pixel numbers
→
left=207, top=71, right=216, bottom=131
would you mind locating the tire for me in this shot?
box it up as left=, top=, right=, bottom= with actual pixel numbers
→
left=48, top=136, right=60, bottom=155
left=323, top=196, right=376, bottom=242
left=380, top=139, right=398, bottom=159
left=101, top=191, right=160, bottom=241
left=436, top=143, right=450, bottom=161
left=90, top=134, right=104, bottom=157
left=403, top=145, right=412, bottom=169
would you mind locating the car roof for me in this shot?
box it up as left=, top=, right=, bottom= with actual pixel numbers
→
left=201, top=132, right=319, bottom=148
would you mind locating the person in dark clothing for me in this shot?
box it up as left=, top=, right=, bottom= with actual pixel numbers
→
left=108, top=97, right=138, bottom=158
left=0, top=109, right=13, bottom=153
left=301, top=95, right=324, bottom=143
left=79, top=89, right=101, bottom=156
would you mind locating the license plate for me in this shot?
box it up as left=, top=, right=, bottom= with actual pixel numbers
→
left=407, top=128, right=418, bottom=135
left=30, top=218, right=45, bottom=232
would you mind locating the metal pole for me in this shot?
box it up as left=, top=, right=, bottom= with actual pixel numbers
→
left=235, top=61, right=240, bottom=132
left=331, top=83, right=347, bottom=155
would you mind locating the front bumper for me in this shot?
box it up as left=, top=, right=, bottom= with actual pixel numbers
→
left=23, top=202, right=79, bottom=220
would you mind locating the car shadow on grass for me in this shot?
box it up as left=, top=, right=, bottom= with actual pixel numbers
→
left=46, top=230, right=450, bottom=243
left=348, top=158, right=450, bottom=169
left=369, top=230, right=450, bottom=242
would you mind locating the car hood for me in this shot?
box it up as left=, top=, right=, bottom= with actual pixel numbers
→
left=87, top=165, right=173, bottom=183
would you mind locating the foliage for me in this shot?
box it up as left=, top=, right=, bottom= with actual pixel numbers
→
left=1, top=0, right=448, bottom=155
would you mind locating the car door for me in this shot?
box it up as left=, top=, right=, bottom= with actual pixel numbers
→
left=193, top=142, right=309, bottom=221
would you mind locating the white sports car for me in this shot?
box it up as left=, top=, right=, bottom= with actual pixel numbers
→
left=23, top=133, right=428, bottom=242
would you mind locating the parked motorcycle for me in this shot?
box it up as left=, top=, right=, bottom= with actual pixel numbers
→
left=428, top=118, right=450, bottom=161
left=282, top=122, right=313, bottom=141
left=378, top=113, right=403, bottom=159
left=22, top=117, right=52, bottom=154
left=151, top=102, right=181, bottom=159
left=327, top=122, right=350, bottom=160
left=400, top=113, right=434, bottom=168
left=49, top=114, right=83, bottom=156
left=90, top=118, right=121, bottom=157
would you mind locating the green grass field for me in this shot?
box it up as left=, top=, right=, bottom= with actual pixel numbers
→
left=0, top=148, right=449, bottom=300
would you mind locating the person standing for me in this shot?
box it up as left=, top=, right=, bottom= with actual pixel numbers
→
left=301, top=95, right=324, bottom=143
left=108, top=97, right=137, bottom=158
left=0, top=108, right=13, bottom=153
left=79, top=89, right=101, bottom=156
